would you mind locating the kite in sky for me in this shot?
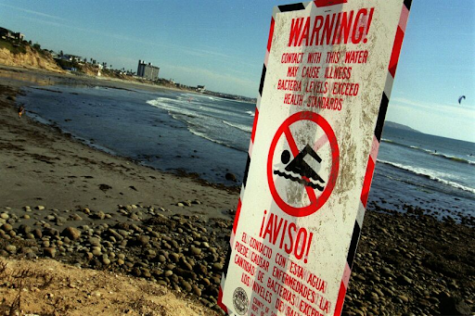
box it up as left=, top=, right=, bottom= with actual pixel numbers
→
left=458, top=95, right=466, bottom=104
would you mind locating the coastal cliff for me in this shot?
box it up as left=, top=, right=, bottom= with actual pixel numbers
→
left=0, top=46, right=64, bottom=73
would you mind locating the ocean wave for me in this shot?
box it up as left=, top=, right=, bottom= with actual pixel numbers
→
left=148, top=97, right=252, bottom=149
left=147, top=98, right=200, bottom=118
left=198, top=105, right=239, bottom=118
left=223, top=120, right=252, bottom=133
left=382, top=138, right=426, bottom=152
left=147, top=97, right=186, bottom=107
left=181, top=94, right=221, bottom=102
left=147, top=97, right=245, bottom=120
left=382, top=139, right=474, bottom=166
left=187, top=127, right=247, bottom=153
left=378, top=160, right=475, bottom=194
left=431, top=152, right=475, bottom=165
left=246, top=111, right=255, bottom=117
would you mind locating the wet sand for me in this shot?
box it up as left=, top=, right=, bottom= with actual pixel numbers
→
left=0, top=66, right=237, bottom=220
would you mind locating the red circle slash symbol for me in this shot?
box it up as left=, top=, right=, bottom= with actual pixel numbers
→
left=267, top=111, right=339, bottom=217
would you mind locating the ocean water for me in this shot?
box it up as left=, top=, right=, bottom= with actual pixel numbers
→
left=18, top=85, right=475, bottom=220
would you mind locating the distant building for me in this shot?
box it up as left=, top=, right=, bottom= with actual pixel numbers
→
left=137, top=60, right=159, bottom=81
left=196, top=85, right=206, bottom=93
left=93, top=63, right=103, bottom=77
left=66, top=54, right=82, bottom=63
left=0, top=27, right=23, bottom=41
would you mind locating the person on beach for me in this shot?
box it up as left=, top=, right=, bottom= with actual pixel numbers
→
left=18, top=105, right=25, bottom=118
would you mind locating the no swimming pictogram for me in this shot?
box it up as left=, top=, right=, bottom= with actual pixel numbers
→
left=267, top=111, right=339, bottom=217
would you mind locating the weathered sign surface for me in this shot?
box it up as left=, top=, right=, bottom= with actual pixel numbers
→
left=219, top=1, right=411, bottom=315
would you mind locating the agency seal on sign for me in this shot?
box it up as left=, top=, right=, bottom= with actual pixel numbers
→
left=232, top=287, right=249, bottom=315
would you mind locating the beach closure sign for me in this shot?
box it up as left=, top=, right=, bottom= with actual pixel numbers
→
left=218, top=1, right=411, bottom=315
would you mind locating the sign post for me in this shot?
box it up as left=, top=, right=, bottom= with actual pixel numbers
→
left=219, top=1, right=411, bottom=315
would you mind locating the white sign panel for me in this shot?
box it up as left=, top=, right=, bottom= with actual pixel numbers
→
left=219, top=1, right=411, bottom=315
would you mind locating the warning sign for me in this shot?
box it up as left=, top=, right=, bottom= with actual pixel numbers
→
left=220, top=1, right=411, bottom=315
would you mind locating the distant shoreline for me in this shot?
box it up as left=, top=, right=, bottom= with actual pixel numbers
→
left=384, top=120, right=420, bottom=133
left=0, top=64, right=197, bottom=94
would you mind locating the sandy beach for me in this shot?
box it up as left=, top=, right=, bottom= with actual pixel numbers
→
left=0, top=66, right=474, bottom=315
left=0, top=65, right=237, bottom=218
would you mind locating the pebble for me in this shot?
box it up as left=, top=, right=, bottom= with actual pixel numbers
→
left=2, top=223, right=13, bottom=231
left=43, top=247, right=56, bottom=258
left=69, top=213, right=82, bottom=221
left=92, top=211, right=106, bottom=220
left=190, top=246, right=201, bottom=256
left=142, top=269, right=152, bottom=278
left=89, top=237, right=101, bottom=246
left=180, top=279, right=192, bottom=292
left=212, top=263, right=224, bottom=270
left=5, top=244, right=16, bottom=254
left=398, top=275, right=413, bottom=285
left=192, top=284, right=202, bottom=296
left=62, top=227, right=81, bottom=241
left=92, top=248, right=102, bottom=256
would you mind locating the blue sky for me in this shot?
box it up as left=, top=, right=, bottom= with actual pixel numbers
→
left=0, top=0, right=474, bottom=142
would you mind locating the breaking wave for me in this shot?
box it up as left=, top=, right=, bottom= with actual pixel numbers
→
left=378, top=160, right=475, bottom=194
left=382, top=139, right=475, bottom=166
left=223, top=121, right=252, bottom=133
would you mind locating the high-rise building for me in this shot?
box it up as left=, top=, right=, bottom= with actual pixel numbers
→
left=137, top=60, right=159, bottom=81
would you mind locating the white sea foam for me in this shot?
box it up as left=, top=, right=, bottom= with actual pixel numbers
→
left=430, top=152, right=475, bottom=166
left=147, top=98, right=200, bottom=118
left=223, top=121, right=252, bottom=133
left=246, top=111, right=255, bottom=117
left=187, top=127, right=226, bottom=146
left=187, top=126, right=246, bottom=153
left=147, top=97, right=244, bottom=121
left=378, top=160, right=475, bottom=194
left=147, top=96, right=247, bottom=152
